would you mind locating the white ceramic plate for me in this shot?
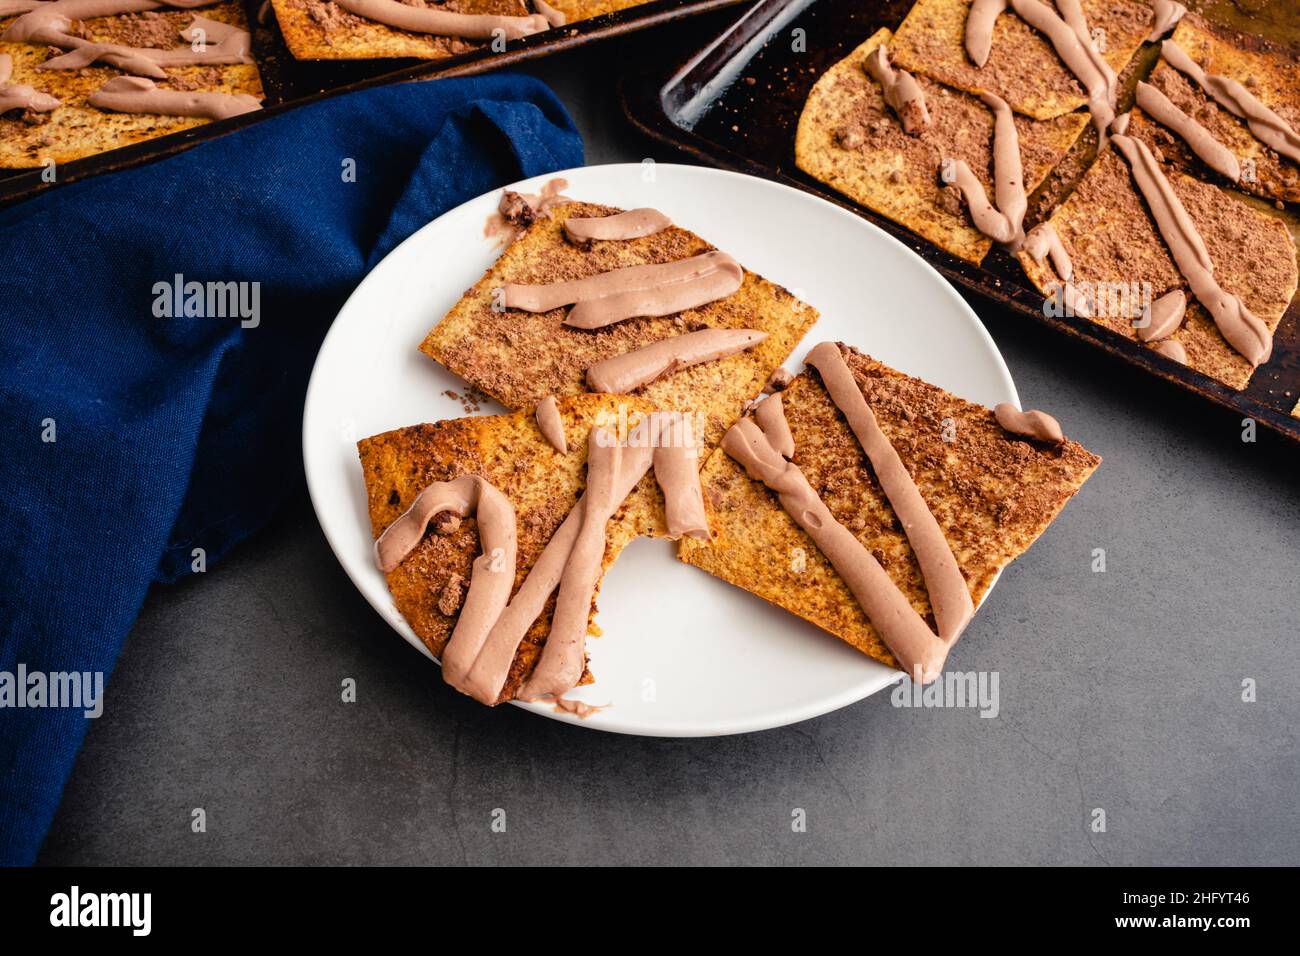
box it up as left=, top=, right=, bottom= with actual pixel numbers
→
left=303, top=163, right=1018, bottom=737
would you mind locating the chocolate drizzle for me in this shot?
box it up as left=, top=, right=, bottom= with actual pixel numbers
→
left=964, top=0, right=1117, bottom=142
left=332, top=0, right=552, bottom=41
left=863, top=42, right=930, bottom=134
left=1161, top=39, right=1300, bottom=167
left=564, top=208, right=672, bottom=243
left=949, top=92, right=1026, bottom=248
left=1112, top=133, right=1272, bottom=366
left=721, top=343, right=975, bottom=683
left=1135, top=80, right=1240, bottom=181
left=586, top=328, right=767, bottom=395
left=0, top=52, right=60, bottom=114
left=502, top=251, right=743, bottom=330
left=89, top=75, right=261, bottom=120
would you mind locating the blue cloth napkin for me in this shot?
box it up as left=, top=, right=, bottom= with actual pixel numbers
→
left=0, top=74, right=583, bottom=865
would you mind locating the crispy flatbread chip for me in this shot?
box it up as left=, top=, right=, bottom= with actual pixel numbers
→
left=1125, top=14, right=1300, bottom=204
left=679, top=345, right=1100, bottom=669
left=420, top=200, right=818, bottom=446
left=358, top=394, right=670, bottom=701
left=0, top=2, right=263, bottom=169
left=1017, top=147, right=1298, bottom=389
left=890, top=0, right=1150, bottom=120
left=270, top=0, right=532, bottom=61
left=795, top=28, right=1088, bottom=264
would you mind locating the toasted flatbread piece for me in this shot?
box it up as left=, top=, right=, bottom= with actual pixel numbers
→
left=679, top=345, right=1100, bottom=669
left=890, top=0, right=1149, bottom=120
left=358, top=395, right=671, bottom=701
left=270, top=0, right=531, bottom=61
left=1125, top=15, right=1300, bottom=204
left=420, top=200, right=818, bottom=446
left=795, top=28, right=1088, bottom=264
left=1017, top=147, right=1298, bottom=389
left=0, top=2, right=263, bottom=169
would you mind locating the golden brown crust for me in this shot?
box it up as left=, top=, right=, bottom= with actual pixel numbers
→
left=1017, top=147, right=1298, bottom=390
left=545, top=0, right=652, bottom=20
left=358, top=394, right=668, bottom=701
left=0, top=3, right=263, bottom=169
left=889, top=0, right=1150, bottom=120
left=420, top=200, right=818, bottom=447
left=795, top=28, right=1089, bottom=264
left=1126, top=14, right=1300, bottom=204
left=679, top=345, right=1101, bottom=668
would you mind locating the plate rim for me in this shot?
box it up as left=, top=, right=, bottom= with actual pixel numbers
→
left=301, top=161, right=1020, bottom=737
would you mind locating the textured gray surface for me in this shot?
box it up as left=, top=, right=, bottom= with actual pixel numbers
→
left=39, top=23, right=1300, bottom=866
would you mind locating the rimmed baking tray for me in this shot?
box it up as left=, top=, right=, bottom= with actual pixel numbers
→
left=621, top=0, right=1300, bottom=444
left=0, top=0, right=746, bottom=205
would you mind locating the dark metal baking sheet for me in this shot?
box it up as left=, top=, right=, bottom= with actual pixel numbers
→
left=621, top=0, right=1300, bottom=444
left=0, top=0, right=746, bottom=205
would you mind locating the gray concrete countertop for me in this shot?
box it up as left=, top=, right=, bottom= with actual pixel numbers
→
left=39, top=22, right=1300, bottom=866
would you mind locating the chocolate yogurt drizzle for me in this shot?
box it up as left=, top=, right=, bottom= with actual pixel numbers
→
left=1111, top=132, right=1272, bottom=365
left=864, top=42, right=930, bottom=134
left=1147, top=0, right=1186, bottom=42
left=1022, top=221, right=1091, bottom=317
left=0, top=52, right=61, bottom=113
left=993, top=403, right=1063, bottom=443
left=586, top=328, right=767, bottom=394
left=721, top=342, right=974, bottom=683
left=564, top=208, right=671, bottom=243
left=1135, top=80, right=1239, bottom=181
left=376, top=412, right=712, bottom=705
left=90, top=75, right=260, bottom=118
left=502, top=249, right=743, bottom=329
left=4, top=3, right=255, bottom=80
left=965, top=0, right=1117, bottom=142
left=534, top=395, right=567, bottom=454
left=1160, top=39, right=1300, bottom=167
left=332, top=0, right=554, bottom=41
left=949, top=91, right=1027, bottom=248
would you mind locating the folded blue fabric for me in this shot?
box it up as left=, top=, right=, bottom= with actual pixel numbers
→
left=0, top=74, right=583, bottom=865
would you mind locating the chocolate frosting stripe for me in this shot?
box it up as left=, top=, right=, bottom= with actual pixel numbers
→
left=753, top=393, right=794, bottom=460
left=28, top=15, right=253, bottom=78
left=333, top=0, right=551, bottom=40
left=950, top=92, right=1025, bottom=247
left=373, top=475, right=518, bottom=691
left=459, top=416, right=659, bottom=704
left=1148, top=0, right=1186, bottom=42
left=652, top=412, right=709, bottom=541
left=720, top=385, right=960, bottom=683
left=502, top=251, right=743, bottom=329
left=1161, top=40, right=1300, bottom=166
left=563, top=208, right=671, bottom=243
left=586, top=327, right=767, bottom=394
left=89, top=76, right=261, bottom=120
left=1141, top=289, right=1187, bottom=342
left=805, top=343, right=975, bottom=646
left=534, top=395, right=567, bottom=454
left=1024, top=221, right=1092, bottom=317
left=1136, top=81, right=1240, bottom=181
left=993, top=403, right=1063, bottom=443
left=964, top=0, right=1006, bottom=69
left=864, top=42, right=930, bottom=134
left=0, top=52, right=61, bottom=113
left=1152, top=338, right=1187, bottom=363
left=517, top=428, right=622, bottom=700
left=1112, top=133, right=1272, bottom=365
left=966, top=0, right=1116, bottom=140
